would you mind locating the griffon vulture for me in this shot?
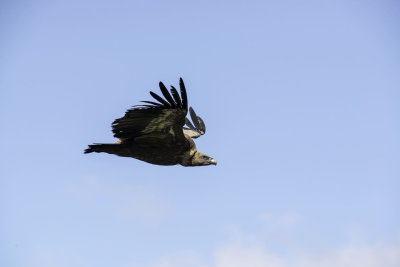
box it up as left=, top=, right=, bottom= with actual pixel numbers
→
left=84, top=78, right=217, bottom=167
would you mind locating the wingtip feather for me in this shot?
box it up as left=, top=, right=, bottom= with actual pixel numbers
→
left=150, top=91, right=170, bottom=107
left=179, top=78, right=188, bottom=110
left=159, top=82, right=176, bottom=107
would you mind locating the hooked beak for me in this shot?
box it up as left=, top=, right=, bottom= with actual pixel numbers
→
left=210, top=158, right=217, bottom=165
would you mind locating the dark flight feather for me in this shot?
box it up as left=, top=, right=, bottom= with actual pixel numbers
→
left=184, top=107, right=205, bottom=135
left=140, top=100, right=163, bottom=106
left=138, top=104, right=158, bottom=108
left=196, top=116, right=206, bottom=133
left=179, top=78, right=188, bottom=109
left=185, top=117, right=196, bottom=130
left=150, top=91, right=170, bottom=107
left=189, top=107, right=201, bottom=129
left=159, top=82, right=176, bottom=107
left=170, top=86, right=182, bottom=108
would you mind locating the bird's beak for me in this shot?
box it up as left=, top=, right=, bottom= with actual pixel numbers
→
left=210, top=159, right=217, bottom=165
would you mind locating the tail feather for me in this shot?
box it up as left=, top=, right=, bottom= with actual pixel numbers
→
left=84, top=143, right=121, bottom=154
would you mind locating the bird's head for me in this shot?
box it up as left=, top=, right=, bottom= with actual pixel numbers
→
left=191, top=151, right=217, bottom=166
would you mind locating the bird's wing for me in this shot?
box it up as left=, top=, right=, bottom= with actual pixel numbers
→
left=112, top=78, right=188, bottom=142
left=183, top=107, right=206, bottom=139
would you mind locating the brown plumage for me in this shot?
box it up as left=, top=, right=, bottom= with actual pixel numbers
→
left=84, top=78, right=217, bottom=167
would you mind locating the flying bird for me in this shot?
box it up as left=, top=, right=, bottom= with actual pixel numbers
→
left=84, top=78, right=217, bottom=167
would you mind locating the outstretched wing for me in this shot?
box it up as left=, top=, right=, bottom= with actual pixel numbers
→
left=183, top=107, right=206, bottom=139
left=112, top=78, right=188, bottom=142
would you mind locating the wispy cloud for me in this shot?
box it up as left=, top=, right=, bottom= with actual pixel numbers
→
left=295, top=243, right=400, bottom=267
left=144, top=252, right=207, bottom=267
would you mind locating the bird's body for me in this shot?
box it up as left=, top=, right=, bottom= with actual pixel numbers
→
left=85, top=78, right=216, bottom=167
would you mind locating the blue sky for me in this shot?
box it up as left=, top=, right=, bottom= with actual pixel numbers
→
left=1, top=0, right=399, bottom=266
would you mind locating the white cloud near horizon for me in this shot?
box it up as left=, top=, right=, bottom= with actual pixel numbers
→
left=144, top=240, right=400, bottom=267
left=27, top=238, right=400, bottom=267
left=144, top=211, right=400, bottom=267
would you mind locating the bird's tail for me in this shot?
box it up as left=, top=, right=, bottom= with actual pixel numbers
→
left=84, top=143, right=121, bottom=154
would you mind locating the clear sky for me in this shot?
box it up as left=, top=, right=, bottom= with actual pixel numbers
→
left=1, top=0, right=399, bottom=266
